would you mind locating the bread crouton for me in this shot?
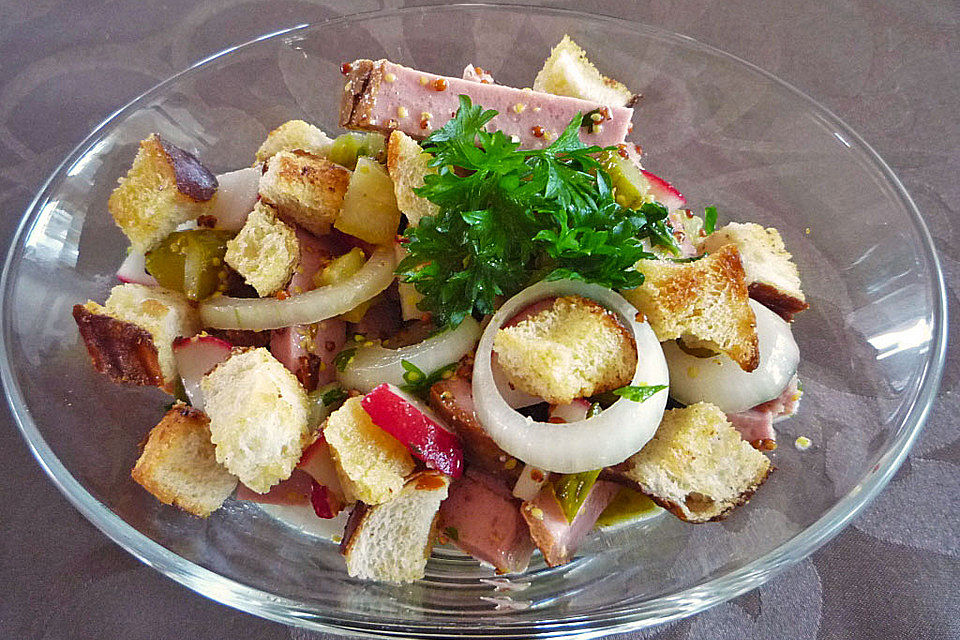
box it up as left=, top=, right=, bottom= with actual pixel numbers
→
left=699, top=222, right=808, bottom=321
left=254, top=120, right=333, bottom=164
left=224, top=202, right=299, bottom=296
left=108, top=134, right=218, bottom=252
left=131, top=403, right=237, bottom=517
left=73, top=283, right=199, bottom=391
left=492, top=295, right=637, bottom=405
left=386, top=131, right=438, bottom=226
left=613, top=402, right=771, bottom=523
left=323, top=396, right=415, bottom=505
left=200, top=347, right=311, bottom=493
left=533, top=35, right=638, bottom=107
left=340, top=471, right=450, bottom=583
left=258, top=150, right=351, bottom=236
left=623, top=244, right=759, bottom=371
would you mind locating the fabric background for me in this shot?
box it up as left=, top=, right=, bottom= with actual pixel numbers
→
left=0, top=1, right=956, bottom=638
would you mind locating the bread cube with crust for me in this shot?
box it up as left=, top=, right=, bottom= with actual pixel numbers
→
left=200, top=347, right=311, bottom=493
left=224, top=202, right=300, bottom=296
left=533, top=35, right=638, bottom=107
left=386, top=131, right=438, bottom=226
left=699, top=222, right=808, bottom=321
left=255, top=120, right=334, bottom=164
left=341, top=471, right=450, bottom=583
left=258, top=150, right=351, bottom=236
left=108, top=134, right=218, bottom=252
left=73, top=283, right=199, bottom=392
left=131, top=403, right=238, bottom=517
left=623, top=244, right=759, bottom=371
left=493, top=295, right=637, bottom=405
left=613, top=402, right=771, bottom=522
left=323, top=396, right=415, bottom=505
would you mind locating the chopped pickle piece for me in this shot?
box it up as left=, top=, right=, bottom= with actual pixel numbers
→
left=595, top=487, right=662, bottom=527
left=599, top=149, right=650, bottom=209
left=554, top=469, right=601, bottom=523
left=314, top=247, right=373, bottom=321
left=335, top=157, right=402, bottom=245
left=328, top=132, right=387, bottom=170
left=145, top=229, right=234, bottom=301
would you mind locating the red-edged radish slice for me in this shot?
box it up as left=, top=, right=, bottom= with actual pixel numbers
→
left=360, top=383, right=463, bottom=478
left=548, top=399, right=591, bottom=423
left=641, top=169, right=686, bottom=210
left=310, top=481, right=343, bottom=519
left=209, top=166, right=261, bottom=231
left=116, top=249, right=159, bottom=286
left=297, top=436, right=345, bottom=497
left=172, top=335, right=232, bottom=410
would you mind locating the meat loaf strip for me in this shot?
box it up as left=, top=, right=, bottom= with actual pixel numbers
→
left=340, top=59, right=633, bottom=150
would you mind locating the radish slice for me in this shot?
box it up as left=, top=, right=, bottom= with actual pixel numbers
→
left=297, top=436, right=344, bottom=496
left=310, top=481, right=343, bottom=519
left=663, top=299, right=799, bottom=413
left=361, top=383, right=463, bottom=477
left=172, top=335, right=232, bottom=410
left=512, top=463, right=548, bottom=501
left=209, top=167, right=261, bottom=231
left=548, top=399, right=591, bottom=423
left=337, top=315, right=480, bottom=394
left=199, top=245, right=397, bottom=330
left=116, top=249, right=158, bottom=286
left=472, top=280, right=668, bottom=473
left=641, top=169, right=686, bottom=210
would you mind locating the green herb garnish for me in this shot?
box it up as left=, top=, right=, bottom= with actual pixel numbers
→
left=399, top=359, right=459, bottom=397
left=443, top=526, right=459, bottom=541
left=398, top=95, right=679, bottom=328
left=320, top=386, right=348, bottom=408
left=333, top=347, right=357, bottom=372
left=612, top=384, right=668, bottom=403
left=703, top=206, right=718, bottom=235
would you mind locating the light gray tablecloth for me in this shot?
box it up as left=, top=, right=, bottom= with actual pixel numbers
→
left=1, top=1, right=956, bottom=638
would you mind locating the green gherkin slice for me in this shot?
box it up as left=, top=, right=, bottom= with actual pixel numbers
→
left=599, top=149, right=649, bottom=209
left=595, top=487, right=661, bottom=527
left=145, top=229, right=234, bottom=301
left=554, top=469, right=602, bottom=523
left=328, top=132, right=387, bottom=170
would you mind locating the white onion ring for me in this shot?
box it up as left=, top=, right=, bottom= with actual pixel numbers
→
left=663, top=299, right=799, bottom=413
left=337, top=316, right=481, bottom=393
left=472, top=280, right=669, bottom=473
left=199, top=245, right=397, bottom=330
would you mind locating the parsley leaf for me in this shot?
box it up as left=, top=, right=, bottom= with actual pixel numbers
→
left=399, top=359, right=459, bottom=398
left=704, top=206, right=718, bottom=235
left=333, top=347, right=357, bottom=372
left=321, top=386, right=348, bottom=408
left=400, top=96, right=679, bottom=328
left=612, top=384, right=668, bottom=403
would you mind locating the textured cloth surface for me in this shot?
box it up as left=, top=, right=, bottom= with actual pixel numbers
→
left=0, top=1, right=956, bottom=639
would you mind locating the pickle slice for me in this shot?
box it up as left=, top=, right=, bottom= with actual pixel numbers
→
left=599, top=149, right=650, bottom=209
left=554, top=469, right=602, bottom=523
left=145, top=229, right=234, bottom=301
left=595, top=487, right=661, bottom=527
left=328, top=132, right=387, bottom=170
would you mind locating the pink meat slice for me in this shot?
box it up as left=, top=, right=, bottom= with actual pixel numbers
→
left=340, top=59, right=633, bottom=150
left=520, top=480, right=619, bottom=567
left=235, top=469, right=314, bottom=505
left=439, top=469, right=535, bottom=574
left=726, top=377, right=801, bottom=448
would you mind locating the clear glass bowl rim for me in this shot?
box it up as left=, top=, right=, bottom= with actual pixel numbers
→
left=0, top=4, right=947, bottom=638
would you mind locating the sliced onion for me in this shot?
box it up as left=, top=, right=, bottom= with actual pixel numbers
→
left=663, top=300, right=799, bottom=413
left=116, top=249, right=158, bottom=286
left=512, top=463, right=548, bottom=501
left=337, top=316, right=481, bottom=393
left=199, top=245, right=397, bottom=330
left=472, top=280, right=669, bottom=473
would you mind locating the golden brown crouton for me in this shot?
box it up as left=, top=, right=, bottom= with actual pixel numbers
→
left=623, top=244, right=759, bottom=371
left=73, top=284, right=199, bottom=392
left=612, top=402, right=772, bottom=523
left=493, top=295, right=637, bottom=405
left=108, top=134, right=218, bottom=252
left=386, top=131, right=438, bottom=226
left=254, top=120, right=333, bottom=164
left=132, top=403, right=238, bottom=517
left=533, top=35, right=639, bottom=107
left=699, top=222, right=808, bottom=321
left=224, top=202, right=300, bottom=296
left=258, top=150, right=351, bottom=236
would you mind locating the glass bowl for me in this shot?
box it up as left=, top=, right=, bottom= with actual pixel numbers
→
left=0, top=5, right=946, bottom=638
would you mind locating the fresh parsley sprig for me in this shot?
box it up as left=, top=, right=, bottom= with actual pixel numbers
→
left=399, top=359, right=459, bottom=398
left=612, top=384, right=668, bottom=403
left=398, top=95, right=680, bottom=328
